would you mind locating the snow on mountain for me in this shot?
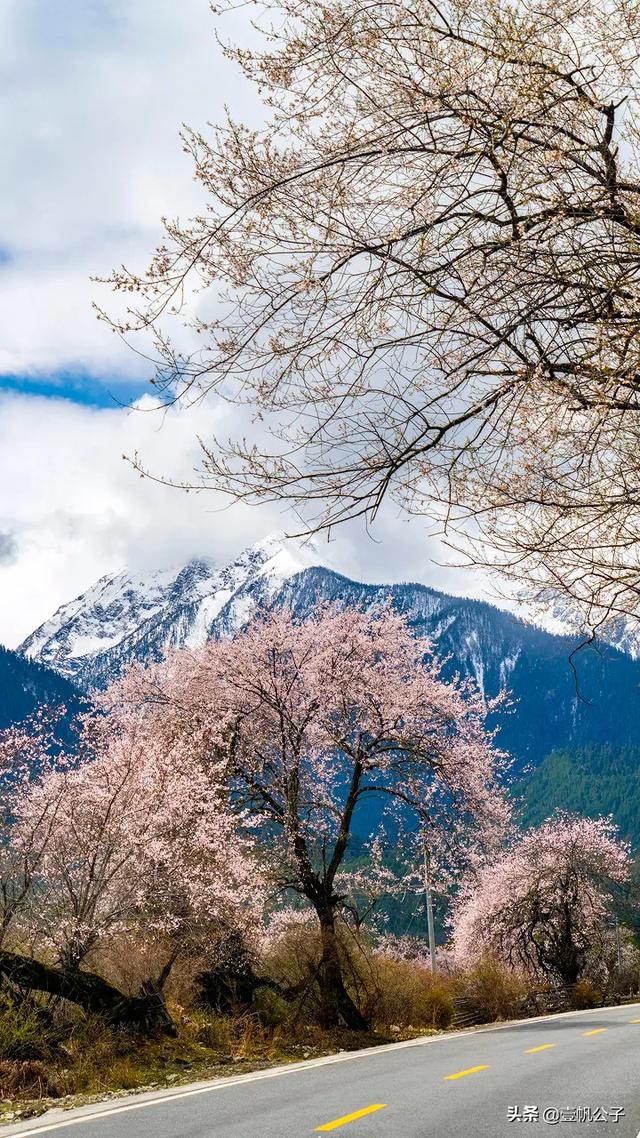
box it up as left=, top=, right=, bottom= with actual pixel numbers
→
left=601, top=617, right=640, bottom=660
left=272, top=566, right=640, bottom=768
left=19, top=534, right=319, bottom=689
left=19, top=535, right=640, bottom=771
left=532, top=594, right=640, bottom=661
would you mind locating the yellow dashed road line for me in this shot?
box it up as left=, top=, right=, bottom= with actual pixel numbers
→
left=583, top=1028, right=608, bottom=1036
left=526, top=1043, right=556, bottom=1053
left=315, top=1104, right=387, bottom=1131
left=444, top=1065, right=490, bottom=1081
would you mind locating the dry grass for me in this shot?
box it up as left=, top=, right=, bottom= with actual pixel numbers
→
left=0, top=944, right=623, bottom=1123
left=0, top=997, right=416, bottom=1123
left=364, top=956, right=454, bottom=1030
left=453, top=956, right=536, bottom=1021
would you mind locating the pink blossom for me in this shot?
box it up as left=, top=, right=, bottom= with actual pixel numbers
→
left=451, top=813, right=631, bottom=986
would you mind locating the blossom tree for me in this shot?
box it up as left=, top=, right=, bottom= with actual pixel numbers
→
left=102, top=0, right=640, bottom=638
left=451, top=814, right=631, bottom=987
left=0, top=710, right=265, bottom=1033
left=0, top=715, right=65, bottom=947
left=110, top=605, right=510, bottom=1027
left=14, top=713, right=264, bottom=971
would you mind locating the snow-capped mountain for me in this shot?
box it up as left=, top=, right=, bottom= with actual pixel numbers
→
left=19, top=534, right=640, bottom=770
left=533, top=593, right=640, bottom=661
left=20, top=535, right=318, bottom=690
left=275, top=566, right=640, bottom=768
left=601, top=617, right=640, bottom=660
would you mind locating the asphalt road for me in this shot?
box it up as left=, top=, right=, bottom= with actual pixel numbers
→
left=4, top=1003, right=640, bottom=1138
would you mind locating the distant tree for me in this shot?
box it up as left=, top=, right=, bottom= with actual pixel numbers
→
left=102, top=0, right=640, bottom=638
left=522, top=745, right=640, bottom=847
left=111, top=605, right=510, bottom=1027
left=615, top=854, right=640, bottom=941
left=451, top=814, right=631, bottom=986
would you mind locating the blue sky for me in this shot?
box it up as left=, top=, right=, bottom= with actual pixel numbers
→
left=0, top=371, right=149, bottom=408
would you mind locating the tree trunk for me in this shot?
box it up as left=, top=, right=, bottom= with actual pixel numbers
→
left=555, top=903, right=584, bottom=988
left=0, top=951, right=176, bottom=1036
left=317, top=912, right=368, bottom=1030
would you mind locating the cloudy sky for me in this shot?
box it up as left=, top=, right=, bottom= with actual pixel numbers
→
left=0, top=0, right=497, bottom=648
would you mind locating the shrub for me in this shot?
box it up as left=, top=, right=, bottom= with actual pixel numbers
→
left=193, top=1012, right=232, bottom=1054
left=260, top=910, right=320, bottom=994
left=252, top=987, right=290, bottom=1028
left=53, top=1014, right=123, bottom=1095
left=570, top=979, right=602, bottom=1010
left=367, top=956, right=454, bottom=1030
left=0, top=998, right=53, bottom=1061
left=456, top=957, right=533, bottom=1022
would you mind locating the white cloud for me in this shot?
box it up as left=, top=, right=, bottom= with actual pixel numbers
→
left=0, top=0, right=261, bottom=375
left=0, top=391, right=499, bottom=649
left=0, top=1, right=505, bottom=648
left=0, top=391, right=272, bottom=645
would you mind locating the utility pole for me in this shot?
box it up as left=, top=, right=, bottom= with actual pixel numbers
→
left=422, top=836, right=437, bottom=974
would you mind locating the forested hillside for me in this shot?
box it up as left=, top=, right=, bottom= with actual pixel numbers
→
left=0, top=644, right=84, bottom=735
left=521, top=744, right=640, bottom=848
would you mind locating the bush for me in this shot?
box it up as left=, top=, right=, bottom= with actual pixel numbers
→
left=367, top=956, right=454, bottom=1030
left=262, top=912, right=456, bottom=1032
left=570, top=979, right=603, bottom=1010
left=252, top=987, right=290, bottom=1028
left=52, top=1014, right=126, bottom=1095
left=260, top=910, right=320, bottom=994
left=456, top=957, right=533, bottom=1022
left=192, top=1011, right=232, bottom=1054
left=0, top=998, right=53, bottom=1061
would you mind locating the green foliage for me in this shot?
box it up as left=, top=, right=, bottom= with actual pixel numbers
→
left=615, top=856, right=640, bottom=938
left=252, top=987, right=290, bottom=1028
left=520, top=745, right=640, bottom=849
left=191, top=1012, right=232, bottom=1053
left=0, top=998, right=53, bottom=1061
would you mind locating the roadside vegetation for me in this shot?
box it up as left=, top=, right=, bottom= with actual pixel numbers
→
left=0, top=932, right=638, bottom=1123
left=4, top=0, right=640, bottom=1123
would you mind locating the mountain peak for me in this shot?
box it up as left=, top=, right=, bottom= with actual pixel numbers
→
left=18, top=535, right=320, bottom=688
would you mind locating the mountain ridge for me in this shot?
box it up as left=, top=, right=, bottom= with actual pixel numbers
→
left=19, top=535, right=317, bottom=688
left=18, top=537, right=640, bottom=772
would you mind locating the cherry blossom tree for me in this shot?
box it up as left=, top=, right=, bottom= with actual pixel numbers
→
left=0, top=716, right=66, bottom=948
left=451, top=814, right=631, bottom=987
left=13, top=711, right=264, bottom=972
left=101, top=0, right=640, bottom=638
left=109, top=605, right=510, bottom=1027
left=0, top=710, right=265, bottom=1032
